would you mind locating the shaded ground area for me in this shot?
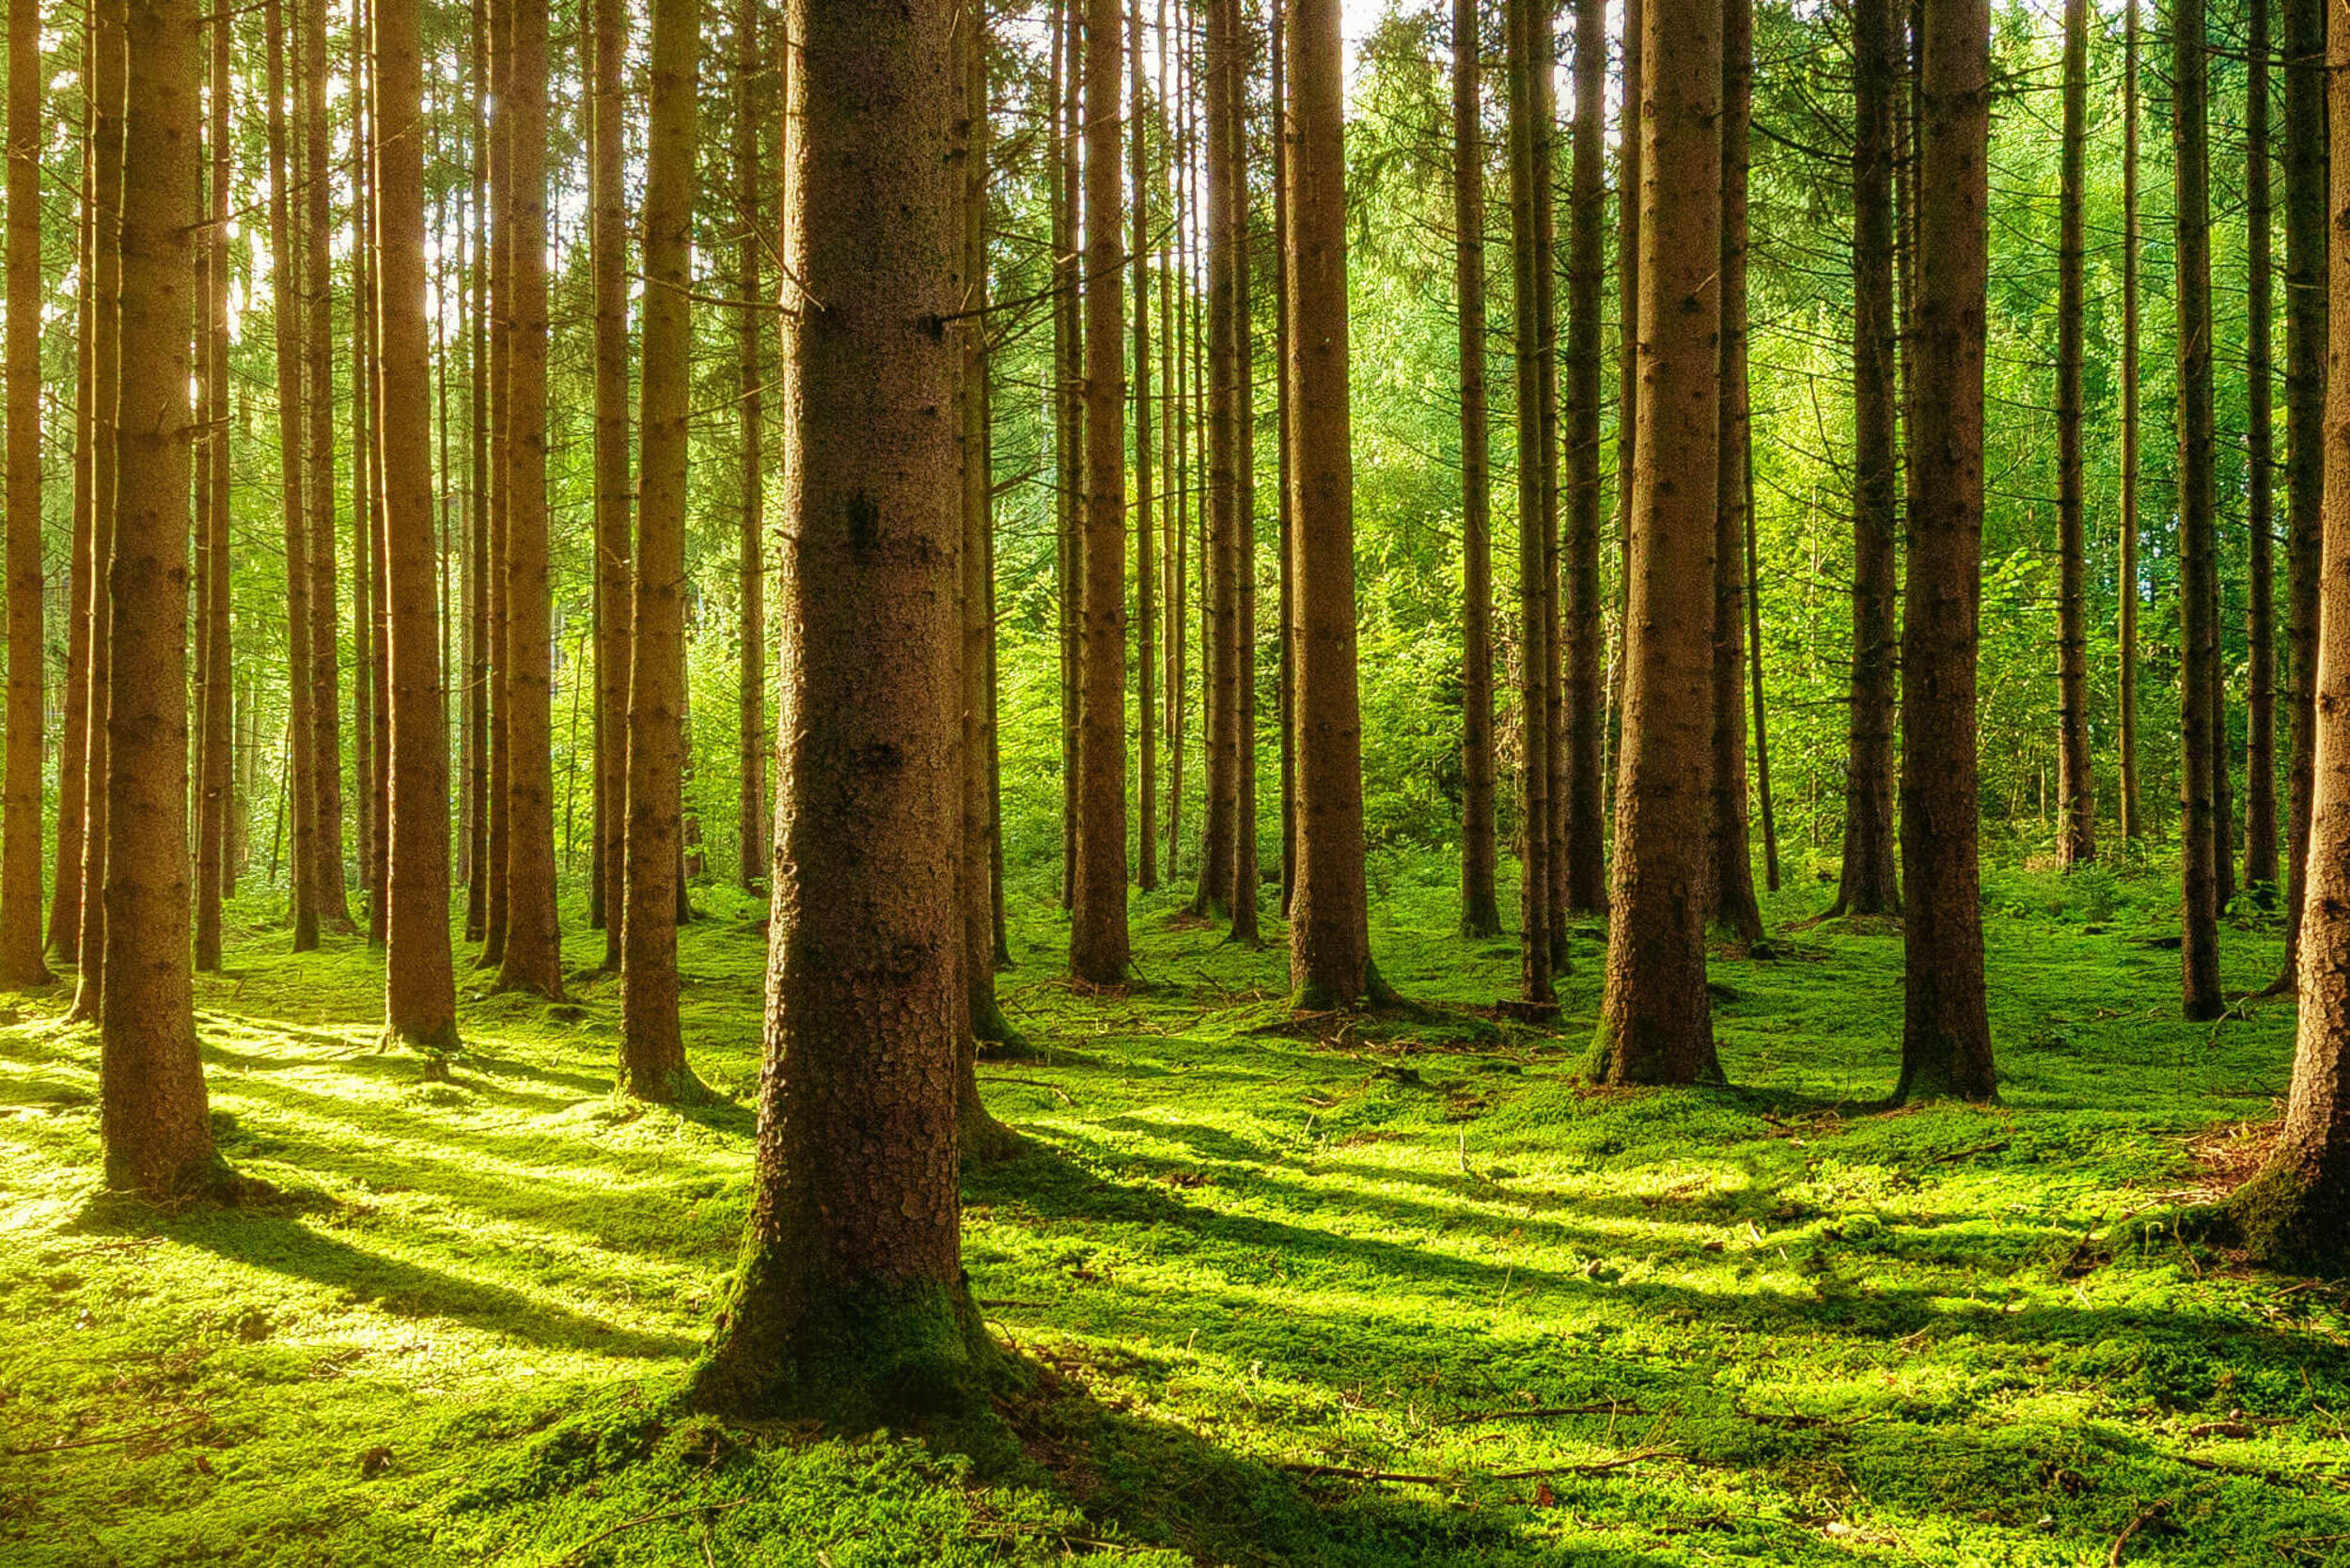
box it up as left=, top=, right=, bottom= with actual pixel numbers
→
left=3, top=858, right=2346, bottom=1565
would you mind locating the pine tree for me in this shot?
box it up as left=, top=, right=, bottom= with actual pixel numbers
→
left=1508, top=0, right=1552, bottom=1006
left=733, top=0, right=766, bottom=894
left=2175, top=0, right=2223, bottom=1023
left=1561, top=0, right=1606, bottom=916
left=1453, top=0, right=1499, bottom=939
left=2244, top=0, right=2276, bottom=898
left=2278, top=0, right=2325, bottom=978
left=193, top=7, right=232, bottom=973
left=0, top=0, right=46, bottom=991
left=2053, top=0, right=2093, bottom=868
left=588, top=0, right=628, bottom=965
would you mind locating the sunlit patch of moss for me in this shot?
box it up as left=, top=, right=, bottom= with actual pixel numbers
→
left=2, top=858, right=2345, bottom=1563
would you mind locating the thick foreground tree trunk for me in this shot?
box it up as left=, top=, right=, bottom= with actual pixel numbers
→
left=1594, top=0, right=1721, bottom=1086
left=1896, top=0, right=1995, bottom=1103
left=690, top=0, right=998, bottom=1423
left=0, top=0, right=48, bottom=991
left=102, top=0, right=217, bottom=1197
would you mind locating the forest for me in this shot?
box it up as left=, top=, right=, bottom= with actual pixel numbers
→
left=6, top=0, right=2350, bottom=1557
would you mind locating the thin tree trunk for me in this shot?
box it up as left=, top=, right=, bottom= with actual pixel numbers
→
left=1454, top=0, right=1499, bottom=938
left=1595, top=0, right=1720, bottom=1085
left=733, top=0, right=766, bottom=893
left=306, top=0, right=352, bottom=934
left=102, top=0, right=216, bottom=1195
left=1135, top=0, right=1158, bottom=895
left=480, top=0, right=511, bottom=965
left=2176, top=0, right=2223, bottom=1021
left=194, top=7, right=231, bottom=973
left=1606, top=0, right=1639, bottom=826
left=588, top=0, right=626, bottom=962
left=1536, top=0, right=1566, bottom=973
left=1273, top=0, right=1295, bottom=917
left=2054, top=0, right=2094, bottom=868
left=1230, top=0, right=1261, bottom=949
left=465, top=0, right=491, bottom=946
left=1072, top=0, right=1132, bottom=983
left=2119, top=0, right=2143, bottom=844
left=1708, top=0, right=1762, bottom=946
left=2246, top=0, right=2277, bottom=897
left=2280, top=0, right=2326, bottom=975
left=360, top=0, right=392, bottom=948
left=1165, top=10, right=1189, bottom=884
left=1054, top=0, right=1081, bottom=913
left=1744, top=443, right=1778, bottom=891
left=1508, top=0, right=1551, bottom=1005
left=1897, top=0, right=1996, bottom=1101
left=618, top=0, right=706, bottom=1101
left=267, top=0, right=319, bottom=955
left=49, top=57, right=94, bottom=969
left=1562, top=0, right=1606, bottom=916
left=1284, top=0, right=1380, bottom=1008
left=0, top=0, right=46, bottom=991
left=1192, top=0, right=1240, bottom=924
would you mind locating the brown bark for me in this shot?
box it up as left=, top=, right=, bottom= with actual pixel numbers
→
left=1535, top=0, right=1565, bottom=973
left=619, top=0, right=704, bottom=1101
left=1708, top=0, right=1762, bottom=946
left=690, top=0, right=997, bottom=1420
left=2053, top=0, right=2093, bottom=868
left=464, top=0, right=491, bottom=947
left=1745, top=446, right=1778, bottom=890
left=2119, top=0, right=2142, bottom=843
left=1454, top=0, right=1500, bottom=939
left=1606, top=0, right=1639, bottom=823
left=1562, top=0, right=1606, bottom=917
left=588, top=0, right=625, bottom=962
left=360, top=0, right=391, bottom=948
left=70, top=0, right=123, bottom=1025
left=2280, top=0, right=2325, bottom=972
left=1135, top=0, right=1158, bottom=896
left=1192, top=0, right=1241, bottom=924
left=734, top=0, right=766, bottom=893
left=2175, top=0, right=2222, bottom=1021
left=480, top=0, right=511, bottom=965
left=1165, top=13, right=1189, bottom=886
left=1230, top=0, right=1261, bottom=949
left=1508, top=0, right=1551, bottom=1005
left=2227, top=3, right=2350, bottom=1268
left=1595, top=0, right=1719, bottom=1086
left=102, top=0, right=216, bottom=1196
left=494, top=0, right=562, bottom=997
left=1072, top=0, right=1132, bottom=983
left=306, top=0, right=352, bottom=935
left=2246, top=0, right=2277, bottom=897
left=49, top=62, right=93, bottom=969
left=1273, top=0, right=1294, bottom=918
left=377, top=0, right=460, bottom=1053
left=194, top=7, right=231, bottom=973
left=0, top=0, right=46, bottom=991
left=1053, top=0, right=1081, bottom=913
left=267, top=0, right=319, bottom=955
left=1897, top=0, right=1995, bottom=1101
left=1283, top=0, right=1380, bottom=1009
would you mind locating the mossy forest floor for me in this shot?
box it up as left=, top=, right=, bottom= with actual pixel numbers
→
left=7, top=856, right=2350, bottom=1565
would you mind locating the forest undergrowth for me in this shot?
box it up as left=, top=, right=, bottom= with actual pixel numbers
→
left=5, top=855, right=2348, bottom=1565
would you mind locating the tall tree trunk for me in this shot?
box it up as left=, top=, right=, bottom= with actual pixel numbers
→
left=377, top=0, right=459, bottom=1052
left=1072, top=0, right=1132, bottom=983
left=2246, top=0, right=2277, bottom=897
left=1273, top=0, right=1295, bottom=917
left=49, top=53, right=94, bottom=969
left=494, top=0, right=561, bottom=996
left=480, top=0, right=511, bottom=965
left=1053, top=0, right=1081, bottom=913
left=1284, top=0, right=1380, bottom=1008
left=1230, top=0, right=1261, bottom=949
left=618, top=0, right=705, bottom=1101
left=2227, top=0, right=2350, bottom=1268
left=733, top=0, right=766, bottom=893
left=2053, top=0, right=2094, bottom=867
left=464, top=0, right=490, bottom=946
left=194, top=6, right=231, bottom=973
left=1745, top=445, right=1778, bottom=890
left=1508, top=0, right=1551, bottom=1005
left=102, top=0, right=215, bottom=1195
left=0, top=0, right=46, bottom=991
left=1897, top=0, right=1996, bottom=1101
left=1562, top=0, right=1606, bottom=916
left=306, top=0, right=352, bottom=935
left=1165, top=12, right=1189, bottom=884
left=1835, top=0, right=1900, bottom=917
left=1535, top=0, right=1566, bottom=973
left=1606, top=0, right=1639, bottom=823
left=1708, top=0, right=1763, bottom=946
left=1135, top=0, right=1158, bottom=895
left=1454, top=0, right=1500, bottom=938
left=690, top=0, right=998, bottom=1419
left=267, top=0, right=319, bottom=955
left=589, top=0, right=627, bottom=964
left=2280, top=0, right=2326, bottom=973
left=1595, top=0, right=1720, bottom=1085
left=1192, top=0, right=1241, bottom=924
left=71, top=0, right=123, bottom=1026
left=363, top=0, right=392, bottom=947
left=2175, top=0, right=2223, bottom=1022
left=2118, top=0, right=2142, bottom=842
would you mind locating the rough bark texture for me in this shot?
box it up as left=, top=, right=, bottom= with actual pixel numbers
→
left=1135, top=0, right=1157, bottom=896
left=1594, top=0, right=1720, bottom=1086
left=70, top=0, right=123, bottom=1025
left=1896, top=0, right=1996, bottom=1103
left=1562, top=0, right=1606, bottom=917
left=2175, top=0, right=2223, bottom=1022
left=305, top=0, right=351, bottom=938
left=49, top=71, right=94, bottom=968
left=1072, top=0, right=1132, bottom=983
left=1284, top=0, right=1379, bottom=1009
left=377, top=0, right=460, bottom=1053
left=1836, top=0, right=1901, bottom=917
left=2280, top=0, right=2325, bottom=972
left=1708, top=0, right=1763, bottom=947
left=1508, top=0, right=1551, bottom=1006
left=1606, top=0, right=1639, bottom=823
left=266, top=0, right=318, bottom=955
left=194, top=8, right=230, bottom=974
left=589, top=0, right=628, bottom=965
left=0, top=0, right=46, bottom=990
left=1053, top=0, right=1081, bottom=913
left=1535, top=0, right=1566, bottom=973
left=1454, top=0, right=1499, bottom=939
left=1273, top=0, right=1295, bottom=919
left=2244, top=0, right=2276, bottom=897
left=690, top=0, right=998, bottom=1422
left=2118, top=0, right=2141, bottom=843
left=1192, top=0, right=1241, bottom=925
left=494, top=0, right=563, bottom=998
left=619, top=0, right=703, bottom=1101
left=734, top=0, right=766, bottom=894
left=2228, top=12, right=2350, bottom=1268
left=1230, top=3, right=1261, bottom=951
left=480, top=0, right=511, bottom=966
left=102, top=0, right=216, bottom=1197
left=2053, top=0, right=2094, bottom=869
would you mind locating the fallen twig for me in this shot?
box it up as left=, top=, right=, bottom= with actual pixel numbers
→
left=1437, top=1403, right=1644, bottom=1427
left=5, top=1412, right=212, bottom=1455
left=2108, top=1498, right=2170, bottom=1566
left=1490, top=1448, right=1673, bottom=1480
left=541, top=1499, right=752, bottom=1567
